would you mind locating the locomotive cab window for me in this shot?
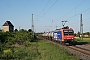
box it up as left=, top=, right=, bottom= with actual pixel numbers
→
left=63, top=30, right=73, bottom=35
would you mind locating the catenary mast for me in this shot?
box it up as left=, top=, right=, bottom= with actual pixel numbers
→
left=32, top=14, right=34, bottom=38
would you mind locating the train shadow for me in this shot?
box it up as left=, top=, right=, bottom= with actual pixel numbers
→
left=74, top=41, right=88, bottom=45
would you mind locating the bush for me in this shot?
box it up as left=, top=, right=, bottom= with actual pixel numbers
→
left=24, top=41, right=31, bottom=47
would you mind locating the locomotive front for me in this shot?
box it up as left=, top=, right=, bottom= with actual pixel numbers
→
left=62, top=27, right=74, bottom=43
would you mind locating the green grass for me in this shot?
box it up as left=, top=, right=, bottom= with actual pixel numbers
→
left=0, top=43, right=39, bottom=60
left=34, top=40, right=77, bottom=60
left=75, top=38, right=90, bottom=44
left=0, top=40, right=77, bottom=60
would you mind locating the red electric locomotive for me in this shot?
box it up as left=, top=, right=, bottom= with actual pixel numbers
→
left=53, top=26, right=74, bottom=44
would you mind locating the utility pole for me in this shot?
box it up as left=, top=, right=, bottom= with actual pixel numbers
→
left=32, top=14, right=38, bottom=54
left=32, top=14, right=34, bottom=38
left=80, top=14, right=83, bottom=40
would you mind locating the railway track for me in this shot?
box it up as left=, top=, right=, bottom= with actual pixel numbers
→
left=76, top=45, right=90, bottom=52
left=67, top=46, right=90, bottom=60
left=39, top=36, right=90, bottom=60
left=56, top=42, right=90, bottom=60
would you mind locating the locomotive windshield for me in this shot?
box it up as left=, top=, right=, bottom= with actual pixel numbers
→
left=63, top=30, right=74, bottom=35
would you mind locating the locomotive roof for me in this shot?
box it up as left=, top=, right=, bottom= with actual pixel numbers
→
left=54, top=27, right=73, bottom=32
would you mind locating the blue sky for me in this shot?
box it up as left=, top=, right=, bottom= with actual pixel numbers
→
left=0, top=0, right=90, bottom=33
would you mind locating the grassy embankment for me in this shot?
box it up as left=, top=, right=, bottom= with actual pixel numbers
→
left=0, top=40, right=77, bottom=60
left=35, top=40, right=77, bottom=60
left=0, top=39, right=77, bottom=60
left=75, top=37, right=90, bottom=44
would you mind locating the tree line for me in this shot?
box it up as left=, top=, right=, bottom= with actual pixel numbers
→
left=74, top=31, right=90, bottom=37
left=0, top=29, right=37, bottom=45
left=0, top=29, right=39, bottom=60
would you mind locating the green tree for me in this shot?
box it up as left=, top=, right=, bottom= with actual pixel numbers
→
left=14, top=29, right=18, bottom=32
left=28, top=29, right=32, bottom=32
left=85, top=32, right=90, bottom=35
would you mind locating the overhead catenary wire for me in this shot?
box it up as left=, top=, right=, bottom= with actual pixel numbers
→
left=36, top=0, right=88, bottom=22
left=44, top=0, right=58, bottom=15
left=65, top=7, right=90, bottom=33
left=35, top=0, right=58, bottom=31
left=35, top=0, right=89, bottom=32
left=39, top=0, right=58, bottom=20
left=43, top=0, right=50, bottom=10
left=65, top=11, right=90, bottom=33
left=56, top=0, right=87, bottom=25
left=68, top=17, right=90, bottom=25
left=65, top=7, right=90, bottom=29
left=37, top=0, right=87, bottom=22
left=62, top=0, right=87, bottom=18
left=67, top=7, right=90, bottom=20
left=55, top=0, right=89, bottom=33
left=37, top=0, right=50, bottom=21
